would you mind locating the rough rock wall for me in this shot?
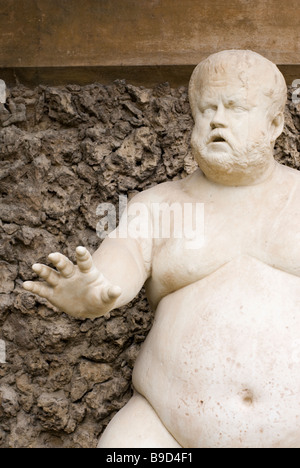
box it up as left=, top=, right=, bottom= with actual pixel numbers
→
left=0, top=80, right=299, bottom=448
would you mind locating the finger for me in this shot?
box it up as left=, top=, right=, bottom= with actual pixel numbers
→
left=48, top=253, right=75, bottom=278
left=108, top=285, right=122, bottom=299
left=76, top=246, right=94, bottom=273
left=32, top=264, right=60, bottom=287
left=23, top=281, right=53, bottom=301
left=101, top=285, right=122, bottom=304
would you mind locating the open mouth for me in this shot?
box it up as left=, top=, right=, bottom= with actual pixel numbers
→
left=211, top=136, right=226, bottom=143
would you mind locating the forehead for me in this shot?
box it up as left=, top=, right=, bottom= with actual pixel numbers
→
left=194, top=62, right=276, bottom=108
left=197, top=72, right=261, bottom=104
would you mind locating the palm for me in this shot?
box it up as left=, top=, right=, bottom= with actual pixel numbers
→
left=23, top=247, right=121, bottom=319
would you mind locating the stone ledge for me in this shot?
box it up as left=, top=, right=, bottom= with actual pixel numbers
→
left=1, top=64, right=299, bottom=88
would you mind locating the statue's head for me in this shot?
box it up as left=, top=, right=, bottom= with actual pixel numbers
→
left=188, top=50, right=287, bottom=185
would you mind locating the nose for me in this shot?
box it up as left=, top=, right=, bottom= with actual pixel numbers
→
left=210, top=104, right=227, bottom=129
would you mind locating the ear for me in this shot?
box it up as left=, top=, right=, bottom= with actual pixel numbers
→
left=270, top=111, right=284, bottom=143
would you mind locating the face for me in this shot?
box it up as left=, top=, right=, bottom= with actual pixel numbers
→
left=190, top=71, right=278, bottom=184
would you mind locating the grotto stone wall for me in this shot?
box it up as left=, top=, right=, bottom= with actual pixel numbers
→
left=0, top=80, right=299, bottom=448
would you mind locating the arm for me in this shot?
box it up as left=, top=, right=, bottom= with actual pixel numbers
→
left=92, top=235, right=149, bottom=309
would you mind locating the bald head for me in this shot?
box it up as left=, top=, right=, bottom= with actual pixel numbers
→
left=189, top=50, right=287, bottom=121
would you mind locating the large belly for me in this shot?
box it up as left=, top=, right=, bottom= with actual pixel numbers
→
left=133, top=256, right=300, bottom=448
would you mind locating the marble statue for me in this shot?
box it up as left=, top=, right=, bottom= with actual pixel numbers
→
left=23, top=50, right=300, bottom=448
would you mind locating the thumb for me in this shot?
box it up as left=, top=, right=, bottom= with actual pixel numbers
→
left=100, top=284, right=122, bottom=304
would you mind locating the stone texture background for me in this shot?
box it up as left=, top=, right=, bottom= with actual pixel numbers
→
left=0, top=80, right=299, bottom=448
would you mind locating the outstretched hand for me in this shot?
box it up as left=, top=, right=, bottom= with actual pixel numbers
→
left=23, top=246, right=122, bottom=319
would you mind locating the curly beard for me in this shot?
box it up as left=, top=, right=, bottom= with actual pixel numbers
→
left=191, top=132, right=274, bottom=186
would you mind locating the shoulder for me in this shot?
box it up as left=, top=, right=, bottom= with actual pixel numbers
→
left=276, top=163, right=300, bottom=190
left=273, top=164, right=300, bottom=217
left=128, top=178, right=188, bottom=205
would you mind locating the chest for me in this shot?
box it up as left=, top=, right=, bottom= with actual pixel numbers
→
left=148, top=198, right=300, bottom=304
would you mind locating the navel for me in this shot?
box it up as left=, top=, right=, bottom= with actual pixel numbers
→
left=240, top=388, right=254, bottom=406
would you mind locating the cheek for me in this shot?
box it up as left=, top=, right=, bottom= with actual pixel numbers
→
left=247, top=121, right=269, bottom=141
left=232, top=114, right=268, bottom=141
left=192, top=118, right=209, bottom=139
left=191, top=128, right=205, bottom=155
left=191, top=126, right=204, bottom=148
left=190, top=128, right=199, bottom=149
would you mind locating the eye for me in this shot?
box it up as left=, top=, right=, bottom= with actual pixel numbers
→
left=199, top=105, right=217, bottom=115
left=226, top=101, right=247, bottom=113
left=233, top=106, right=247, bottom=113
